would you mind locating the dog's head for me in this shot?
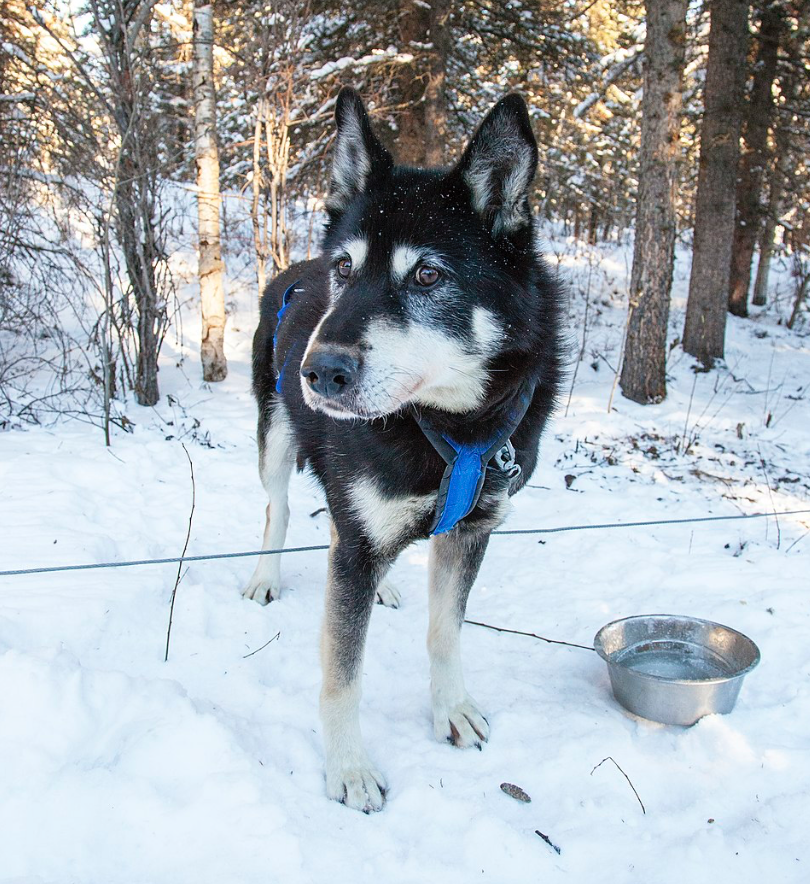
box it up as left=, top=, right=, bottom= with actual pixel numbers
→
left=301, top=87, right=540, bottom=420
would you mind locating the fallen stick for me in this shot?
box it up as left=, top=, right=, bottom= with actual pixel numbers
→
left=535, top=830, right=561, bottom=855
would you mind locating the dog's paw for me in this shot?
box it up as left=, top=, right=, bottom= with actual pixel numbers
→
left=375, top=579, right=401, bottom=609
left=326, top=762, right=388, bottom=813
left=241, top=576, right=281, bottom=605
left=434, top=696, right=490, bottom=749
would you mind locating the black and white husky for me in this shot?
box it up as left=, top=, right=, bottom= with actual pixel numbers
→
left=243, top=88, right=562, bottom=812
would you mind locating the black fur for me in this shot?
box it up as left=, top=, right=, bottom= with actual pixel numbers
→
left=248, top=88, right=564, bottom=810
left=254, top=113, right=562, bottom=542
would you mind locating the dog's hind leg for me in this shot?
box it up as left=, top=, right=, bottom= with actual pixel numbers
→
left=320, top=530, right=390, bottom=812
left=243, top=401, right=296, bottom=605
left=428, top=529, right=491, bottom=749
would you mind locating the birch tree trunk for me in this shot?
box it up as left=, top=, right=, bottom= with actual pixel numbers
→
left=193, top=0, right=227, bottom=382
left=682, top=0, right=749, bottom=366
left=619, top=0, right=688, bottom=404
left=728, top=2, right=783, bottom=317
left=251, top=98, right=267, bottom=298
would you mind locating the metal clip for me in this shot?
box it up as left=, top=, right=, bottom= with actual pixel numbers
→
left=493, top=439, right=522, bottom=480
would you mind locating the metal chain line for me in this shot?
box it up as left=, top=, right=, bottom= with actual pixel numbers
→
left=1, top=509, right=808, bottom=578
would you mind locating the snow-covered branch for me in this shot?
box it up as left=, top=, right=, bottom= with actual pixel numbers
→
left=309, top=49, right=414, bottom=82
left=574, top=45, right=644, bottom=119
left=0, top=92, right=36, bottom=102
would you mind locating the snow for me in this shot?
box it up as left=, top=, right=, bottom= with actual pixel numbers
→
left=309, top=49, right=414, bottom=82
left=1, top=227, right=809, bottom=883
left=573, top=45, right=643, bottom=118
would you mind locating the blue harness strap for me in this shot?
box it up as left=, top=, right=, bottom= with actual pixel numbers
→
left=273, top=280, right=301, bottom=393
left=430, top=434, right=499, bottom=534
left=414, top=384, right=535, bottom=535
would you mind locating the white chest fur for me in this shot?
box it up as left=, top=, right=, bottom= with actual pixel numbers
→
left=347, top=477, right=437, bottom=551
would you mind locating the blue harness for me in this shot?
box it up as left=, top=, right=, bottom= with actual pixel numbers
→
left=273, top=281, right=299, bottom=393
left=274, top=279, right=532, bottom=535
left=411, top=388, right=532, bottom=534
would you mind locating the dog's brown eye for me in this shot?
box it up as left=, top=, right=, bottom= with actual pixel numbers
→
left=336, top=257, right=352, bottom=279
left=415, top=265, right=440, bottom=287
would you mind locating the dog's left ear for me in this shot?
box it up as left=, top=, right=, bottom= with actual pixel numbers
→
left=454, top=94, right=538, bottom=238
left=326, top=87, right=393, bottom=217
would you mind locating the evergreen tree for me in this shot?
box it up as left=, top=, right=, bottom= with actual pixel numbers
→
left=683, top=0, right=750, bottom=366
left=620, top=0, right=688, bottom=404
left=728, top=1, right=784, bottom=317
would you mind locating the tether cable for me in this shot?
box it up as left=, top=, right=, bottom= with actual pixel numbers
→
left=1, top=508, right=808, bottom=578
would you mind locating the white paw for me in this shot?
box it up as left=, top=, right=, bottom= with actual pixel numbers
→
left=434, top=695, right=490, bottom=749
left=241, top=575, right=281, bottom=605
left=375, top=579, right=401, bottom=609
left=326, top=761, right=388, bottom=813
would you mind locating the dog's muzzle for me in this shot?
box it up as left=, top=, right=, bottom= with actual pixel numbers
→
left=301, top=347, right=359, bottom=400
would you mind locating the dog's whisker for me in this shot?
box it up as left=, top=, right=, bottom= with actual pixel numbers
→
left=447, top=365, right=482, bottom=380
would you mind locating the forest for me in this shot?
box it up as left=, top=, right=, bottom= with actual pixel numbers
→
left=1, top=3, right=810, bottom=881
left=1, top=0, right=808, bottom=427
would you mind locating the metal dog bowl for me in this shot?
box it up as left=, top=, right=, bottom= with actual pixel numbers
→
left=594, top=614, right=760, bottom=726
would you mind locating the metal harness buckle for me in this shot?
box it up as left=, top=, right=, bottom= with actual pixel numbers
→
left=493, top=439, right=522, bottom=481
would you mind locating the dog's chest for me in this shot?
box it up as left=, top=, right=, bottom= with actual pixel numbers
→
left=347, top=477, right=436, bottom=550
left=346, top=473, right=511, bottom=552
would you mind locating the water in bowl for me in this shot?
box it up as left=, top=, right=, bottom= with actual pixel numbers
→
left=615, top=640, right=735, bottom=680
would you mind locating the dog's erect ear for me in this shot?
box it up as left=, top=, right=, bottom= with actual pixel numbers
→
left=326, top=87, right=393, bottom=215
left=454, top=94, right=538, bottom=237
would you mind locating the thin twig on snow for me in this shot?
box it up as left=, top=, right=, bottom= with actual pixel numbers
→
left=243, top=632, right=281, bottom=659
left=591, top=756, right=646, bottom=814
left=756, top=443, right=781, bottom=549
left=164, top=444, right=196, bottom=662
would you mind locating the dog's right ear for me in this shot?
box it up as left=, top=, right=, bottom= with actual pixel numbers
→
left=326, top=88, right=393, bottom=217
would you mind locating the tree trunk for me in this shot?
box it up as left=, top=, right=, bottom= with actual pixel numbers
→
left=683, top=0, right=749, bottom=366
left=193, top=0, right=227, bottom=382
left=752, top=74, right=793, bottom=307
left=395, top=0, right=430, bottom=165
left=265, top=112, right=290, bottom=273
left=135, top=285, right=160, bottom=405
left=620, top=0, right=688, bottom=404
left=424, top=0, right=450, bottom=166
left=728, top=2, right=783, bottom=317
left=395, top=0, right=449, bottom=166
left=787, top=253, right=809, bottom=330
left=752, top=150, right=785, bottom=307
left=100, top=0, right=166, bottom=407
left=587, top=204, right=599, bottom=245
left=251, top=99, right=267, bottom=299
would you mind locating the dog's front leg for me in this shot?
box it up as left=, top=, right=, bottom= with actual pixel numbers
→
left=428, top=529, right=491, bottom=749
left=320, top=531, right=389, bottom=813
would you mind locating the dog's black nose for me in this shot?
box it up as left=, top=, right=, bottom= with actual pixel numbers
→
left=301, top=348, right=359, bottom=398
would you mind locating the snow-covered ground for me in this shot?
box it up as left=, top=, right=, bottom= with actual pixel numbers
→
left=1, top=228, right=809, bottom=883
